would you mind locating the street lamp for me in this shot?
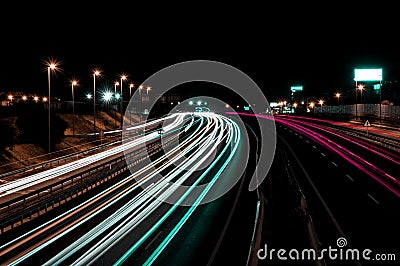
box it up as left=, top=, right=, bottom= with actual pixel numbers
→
left=129, top=83, right=134, bottom=98
left=335, top=92, right=341, bottom=104
left=318, top=99, right=324, bottom=107
left=120, top=75, right=127, bottom=129
left=93, top=70, right=101, bottom=135
left=355, top=84, right=364, bottom=120
left=47, top=61, right=58, bottom=153
left=114, top=81, right=119, bottom=94
left=71, top=80, right=78, bottom=136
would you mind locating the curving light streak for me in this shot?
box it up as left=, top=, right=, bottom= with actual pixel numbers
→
left=280, top=116, right=400, bottom=164
left=1, top=113, right=242, bottom=266
left=237, top=113, right=400, bottom=198
left=0, top=114, right=186, bottom=197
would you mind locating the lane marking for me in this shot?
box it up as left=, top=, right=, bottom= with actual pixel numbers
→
left=321, top=152, right=326, bottom=157
left=306, top=140, right=310, bottom=143
left=331, top=162, right=338, bottom=167
left=367, top=194, right=379, bottom=205
left=145, top=230, right=163, bottom=250
left=312, top=146, right=317, bottom=149
left=346, top=174, right=354, bottom=182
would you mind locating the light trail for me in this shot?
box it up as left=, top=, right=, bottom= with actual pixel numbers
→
left=0, top=112, right=242, bottom=266
left=0, top=114, right=184, bottom=197
left=233, top=113, right=400, bottom=198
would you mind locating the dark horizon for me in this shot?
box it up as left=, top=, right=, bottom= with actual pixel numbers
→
left=2, top=4, right=400, bottom=103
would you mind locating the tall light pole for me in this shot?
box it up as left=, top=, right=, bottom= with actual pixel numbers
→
left=71, top=80, right=78, bottom=136
left=120, top=75, right=127, bottom=129
left=335, top=92, right=341, bottom=104
left=47, top=62, right=57, bottom=153
left=355, top=81, right=358, bottom=120
left=379, top=80, right=382, bottom=123
left=93, top=70, right=101, bottom=135
left=129, top=83, right=134, bottom=98
left=114, top=81, right=119, bottom=94
left=129, top=83, right=134, bottom=125
left=356, top=84, right=364, bottom=120
left=138, top=85, right=143, bottom=102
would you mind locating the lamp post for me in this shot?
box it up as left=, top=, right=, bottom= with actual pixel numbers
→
left=129, top=83, right=134, bottom=98
left=379, top=80, right=382, bottom=123
left=120, top=75, right=127, bottom=129
left=47, top=62, right=57, bottom=153
left=129, top=83, right=134, bottom=125
left=71, top=80, right=78, bottom=136
left=356, top=84, right=364, bottom=120
left=138, top=85, right=143, bottom=102
left=93, top=70, right=101, bottom=135
left=114, top=81, right=119, bottom=94
left=335, top=92, right=341, bottom=104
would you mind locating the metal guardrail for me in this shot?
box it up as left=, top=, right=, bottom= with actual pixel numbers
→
left=0, top=134, right=179, bottom=234
left=0, top=136, right=122, bottom=180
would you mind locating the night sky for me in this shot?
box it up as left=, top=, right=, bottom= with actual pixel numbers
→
left=1, top=3, right=399, bottom=102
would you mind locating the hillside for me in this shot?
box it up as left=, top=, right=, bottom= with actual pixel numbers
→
left=0, top=110, right=141, bottom=175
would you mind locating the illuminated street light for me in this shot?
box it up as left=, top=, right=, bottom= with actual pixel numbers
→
left=355, top=84, right=364, bottom=120
left=8, top=95, right=13, bottom=101
left=129, top=83, right=134, bottom=98
left=93, top=70, right=101, bottom=135
left=71, top=80, right=78, bottom=136
left=319, top=99, right=324, bottom=106
left=43, top=97, right=48, bottom=102
left=33, top=96, right=39, bottom=102
left=103, top=91, right=113, bottom=102
left=46, top=60, right=59, bottom=153
left=335, top=92, right=341, bottom=104
left=86, top=93, right=92, bottom=99
left=114, top=81, right=119, bottom=93
left=120, top=75, right=127, bottom=129
left=22, top=95, right=27, bottom=101
left=309, top=102, right=315, bottom=108
left=293, top=102, right=298, bottom=108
